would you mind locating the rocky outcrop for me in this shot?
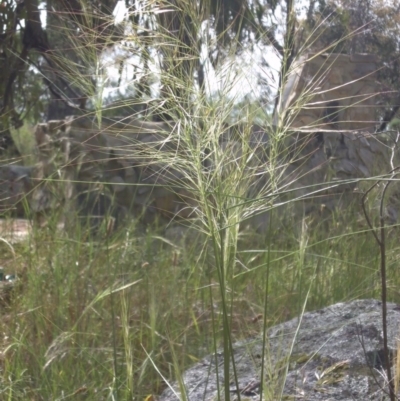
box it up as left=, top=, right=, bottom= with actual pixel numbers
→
left=1, top=53, right=398, bottom=230
left=275, top=53, right=377, bottom=133
left=1, top=116, right=398, bottom=231
left=159, top=299, right=400, bottom=401
left=34, top=115, right=198, bottom=225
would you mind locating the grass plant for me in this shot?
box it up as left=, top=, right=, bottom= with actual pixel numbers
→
left=1, top=2, right=399, bottom=400
left=1, top=206, right=400, bottom=400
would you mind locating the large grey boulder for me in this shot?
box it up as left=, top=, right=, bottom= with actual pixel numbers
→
left=34, top=115, right=399, bottom=227
left=25, top=53, right=399, bottom=229
left=159, top=299, right=400, bottom=401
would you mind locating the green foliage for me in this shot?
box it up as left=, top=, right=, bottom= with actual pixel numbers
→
left=9, top=124, right=37, bottom=165
left=1, top=205, right=399, bottom=399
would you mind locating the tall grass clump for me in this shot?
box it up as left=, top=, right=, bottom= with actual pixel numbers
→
left=1, top=2, right=400, bottom=401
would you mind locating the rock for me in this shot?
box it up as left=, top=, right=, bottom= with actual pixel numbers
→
left=0, top=164, right=51, bottom=216
left=30, top=113, right=400, bottom=233
left=20, top=52, right=400, bottom=231
left=72, top=190, right=127, bottom=235
left=0, top=165, right=34, bottom=213
left=274, top=52, right=377, bottom=133
left=23, top=115, right=400, bottom=233
left=159, top=299, right=400, bottom=401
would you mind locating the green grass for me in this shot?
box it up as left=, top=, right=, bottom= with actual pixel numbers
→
left=1, top=205, right=399, bottom=400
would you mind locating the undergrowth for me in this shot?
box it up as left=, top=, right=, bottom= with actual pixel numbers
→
left=1, top=209, right=400, bottom=400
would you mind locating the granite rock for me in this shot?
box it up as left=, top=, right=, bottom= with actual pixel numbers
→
left=159, top=299, right=400, bottom=401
